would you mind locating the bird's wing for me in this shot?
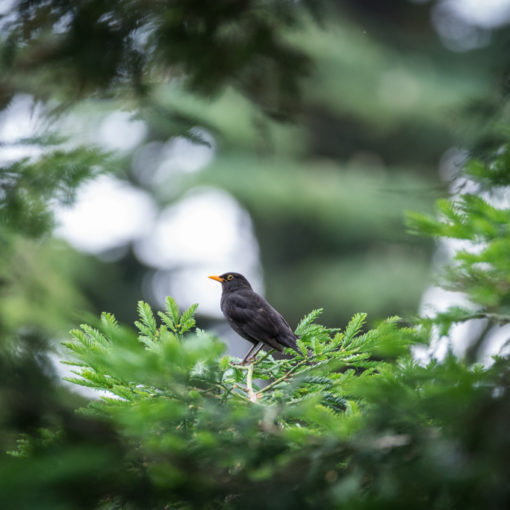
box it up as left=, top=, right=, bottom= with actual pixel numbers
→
left=224, top=291, right=298, bottom=352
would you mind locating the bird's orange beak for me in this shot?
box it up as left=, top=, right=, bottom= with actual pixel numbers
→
left=208, top=275, right=225, bottom=283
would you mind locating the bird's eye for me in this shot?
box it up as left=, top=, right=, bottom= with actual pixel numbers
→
left=227, top=274, right=234, bottom=281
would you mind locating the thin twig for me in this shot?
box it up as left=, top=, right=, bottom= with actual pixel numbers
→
left=229, top=361, right=251, bottom=370
left=258, top=359, right=308, bottom=394
left=232, top=391, right=252, bottom=403
left=454, top=312, right=510, bottom=325
left=252, top=348, right=274, bottom=366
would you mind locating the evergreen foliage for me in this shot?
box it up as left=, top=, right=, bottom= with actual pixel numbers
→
left=54, top=302, right=424, bottom=509
left=407, top=141, right=510, bottom=359
left=3, top=0, right=315, bottom=113
left=1, top=144, right=110, bottom=237
left=5, top=132, right=510, bottom=509
left=1, top=1, right=510, bottom=509
left=6, top=208, right=510, bottom=509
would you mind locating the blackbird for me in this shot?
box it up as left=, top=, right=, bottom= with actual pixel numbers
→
left=209, top=272, right=299, bottom=364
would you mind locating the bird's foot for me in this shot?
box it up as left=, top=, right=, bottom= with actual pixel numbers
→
left=229, top=360, right=251, bottom=369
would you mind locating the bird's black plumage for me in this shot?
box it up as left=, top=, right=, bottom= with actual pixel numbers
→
left=209, top=272, right=299, bottom=363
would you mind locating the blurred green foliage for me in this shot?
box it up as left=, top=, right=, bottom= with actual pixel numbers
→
left=3, top=0, right=499, bottom=327
left=1, top=0, right=510, bottom=509
left=1, top=145, right=109, bottom=236
left=407, top=139, right=510, bottom=360
left=5, top=285, right=509, bottom=509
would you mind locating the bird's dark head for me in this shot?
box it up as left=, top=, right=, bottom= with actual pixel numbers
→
left=208, top=272, right=252, bottom=292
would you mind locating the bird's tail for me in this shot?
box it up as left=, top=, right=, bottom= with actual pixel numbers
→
left=282, top=334, right=302, bottom=355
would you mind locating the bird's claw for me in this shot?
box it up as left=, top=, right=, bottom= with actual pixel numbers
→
left=229, top=360, right=252, bottom=368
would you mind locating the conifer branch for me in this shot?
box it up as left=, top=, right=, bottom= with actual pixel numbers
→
left=246, top=363, right=259, bottom=403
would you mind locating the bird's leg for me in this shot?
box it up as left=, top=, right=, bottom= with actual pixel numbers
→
left=240, top=342, right=261, bottom=365
left=244, top=341, right=265, bottom=365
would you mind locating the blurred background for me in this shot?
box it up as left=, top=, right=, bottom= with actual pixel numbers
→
left=2, top=0, right=510, bottom=360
